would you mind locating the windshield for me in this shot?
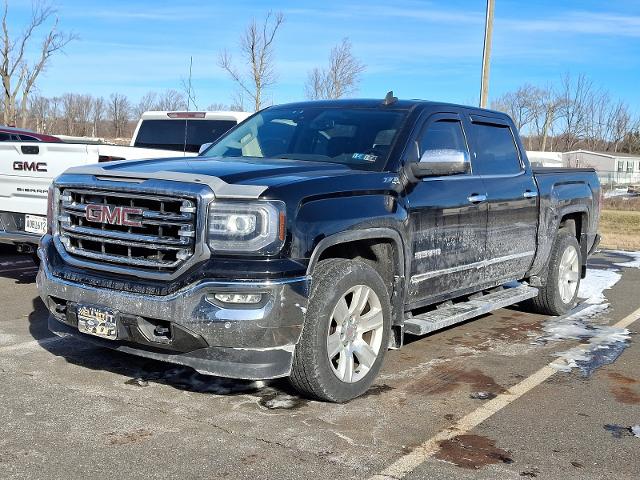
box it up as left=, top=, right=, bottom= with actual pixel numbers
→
left=134, top=119, right=238, bottom=152
left=202, top=107, right=408, bottom=170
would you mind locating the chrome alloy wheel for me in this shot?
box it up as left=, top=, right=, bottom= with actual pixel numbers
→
left=326, top=285, right=385, bottom=383
left=558, top=244, right=580, bottom=304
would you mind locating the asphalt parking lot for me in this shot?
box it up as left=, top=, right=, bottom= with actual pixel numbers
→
left=0, top=245, right=638, bottom=480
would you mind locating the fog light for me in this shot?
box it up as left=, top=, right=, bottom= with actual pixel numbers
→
left=212, top=293, right=263, bottom=304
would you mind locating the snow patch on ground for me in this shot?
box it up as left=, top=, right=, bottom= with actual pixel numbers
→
left=577, top=269, right=621, bottom=304
left=549, top=330, right=630, bottom=376
left=537, top=266, right=632, bottom=376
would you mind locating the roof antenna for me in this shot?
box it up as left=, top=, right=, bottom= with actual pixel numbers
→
left=383, top=90, right=397, bottom=106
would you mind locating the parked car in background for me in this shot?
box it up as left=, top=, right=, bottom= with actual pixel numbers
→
left=0, top=125, right=62, bottom=143
left=131, top=111, right=251, bottom=153
left=37, top=97, right=601, bottom=402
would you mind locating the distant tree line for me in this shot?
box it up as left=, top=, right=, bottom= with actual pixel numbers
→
left=24, top=89, right=182, bottom=138
left=491, top=74, right=640, bottom=154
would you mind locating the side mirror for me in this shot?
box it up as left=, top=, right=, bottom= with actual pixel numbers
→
left=410, top=149, right=470, bottom=178
left=198, top=142, right=213, bottom=155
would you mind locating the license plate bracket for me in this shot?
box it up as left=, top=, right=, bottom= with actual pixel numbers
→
left=76, top=305, right=118, bottom=340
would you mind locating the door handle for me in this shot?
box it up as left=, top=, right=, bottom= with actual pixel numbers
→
left=467, top=194, right=487, bottom=204
left=523, top=190, right=538, bottom=198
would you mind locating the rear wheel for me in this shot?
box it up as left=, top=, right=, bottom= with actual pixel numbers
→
left=289, top=259, right=391, bottom=402
left=528, top=231, right=581, bottom=315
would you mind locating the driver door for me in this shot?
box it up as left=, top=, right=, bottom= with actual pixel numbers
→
left=404, top=113, right=488, bottom=307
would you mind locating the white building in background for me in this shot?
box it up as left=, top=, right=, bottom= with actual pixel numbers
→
left=526, top=151, right=564, bottom=167
left=563, top=150, right=640, bottom=186
left=526, top=149, right=640, bottom=186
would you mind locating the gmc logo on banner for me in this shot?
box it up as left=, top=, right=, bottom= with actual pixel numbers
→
left=13, top=161, right=47, bottom=172
left=85, top=204, right=143, bottom=227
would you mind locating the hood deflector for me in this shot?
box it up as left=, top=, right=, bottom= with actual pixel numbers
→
left=64, top=165, right=268, bottom=199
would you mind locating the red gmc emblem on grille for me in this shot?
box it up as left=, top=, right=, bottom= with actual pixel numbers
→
left=85, top=204, right=143, bottom=227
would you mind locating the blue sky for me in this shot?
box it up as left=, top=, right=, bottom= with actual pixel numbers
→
left=9, top=0, right=640, bottom=110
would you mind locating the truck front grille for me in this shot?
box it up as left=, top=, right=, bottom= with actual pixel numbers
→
left=57, top=188, right=197, bottom=272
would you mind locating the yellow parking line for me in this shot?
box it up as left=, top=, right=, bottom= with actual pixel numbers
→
left=370, top=305, right=640, bottom=480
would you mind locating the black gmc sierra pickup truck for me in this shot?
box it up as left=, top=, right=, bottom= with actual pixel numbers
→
left=37, top=96, right=601, bottom=402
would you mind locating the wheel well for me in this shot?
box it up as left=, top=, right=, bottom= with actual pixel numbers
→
left=316, top=238, right=398, bottom=286
left=559, top=213, right=584, bottom=240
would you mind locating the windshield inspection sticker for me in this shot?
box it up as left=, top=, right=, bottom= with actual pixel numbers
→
left=352, top=153, right=378, bottom=162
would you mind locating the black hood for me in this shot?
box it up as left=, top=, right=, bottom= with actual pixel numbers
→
left=100, top=155, right=357, bottom=187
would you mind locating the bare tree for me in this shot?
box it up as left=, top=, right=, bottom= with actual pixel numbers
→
left=28, top=93, right=49, bottom=132
left=218, top=11, right=284, bottom=111
left=491, top=85, right=537, bottom=132
left=60, top=93, right=77, bottom=134
left=556, top=73, right=593, bottom=151
left=47, top=94, right=61, bottom=132
left=108, top=93, right=131, bottom=138
left=529, top=86, right=562, bottom=152
left=609, top=101, right=632, bottom=153
left=305, top=38, right=365, bottom=100
left=91, top=96, right=105, bottom=137
left=155, top=89, right=187, bottom=111
left=206, top=102, right=245, bottom=112
left=0, top=1, right=76, bottom=126
left=206, top=102, right=227, bottom=111
left=134, top=91, right=158, bottom=118
left=134, top=89, right=187, bottom=118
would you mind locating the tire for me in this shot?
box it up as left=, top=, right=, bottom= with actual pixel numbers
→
left=290, top=259, right=392, bottom=402
left=528, top=230, right=581, bottom=315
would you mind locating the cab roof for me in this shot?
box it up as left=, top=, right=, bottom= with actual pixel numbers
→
left=268, top=98, right=508, bottom=118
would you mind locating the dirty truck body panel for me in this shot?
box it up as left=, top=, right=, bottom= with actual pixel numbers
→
left=37, top=99, right=600, bottom=386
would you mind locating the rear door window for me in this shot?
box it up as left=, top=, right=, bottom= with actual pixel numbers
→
left=470, top=122, right=522, bottom=175
left=0, top=132, right=11, bottom=141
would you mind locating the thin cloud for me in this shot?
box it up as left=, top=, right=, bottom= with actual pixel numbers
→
left=503, top=10, right=640, bottom=37
left=284, top=1, right=481, bottom=24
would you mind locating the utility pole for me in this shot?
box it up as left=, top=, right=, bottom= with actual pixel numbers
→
left=479, top=0, right=495, bottom=108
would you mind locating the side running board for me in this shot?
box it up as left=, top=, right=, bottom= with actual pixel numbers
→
left=404, top=283, right=538, bottom=336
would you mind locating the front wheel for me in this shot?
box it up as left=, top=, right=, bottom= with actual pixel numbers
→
left=289, top=259, right=391, bottom=402
left=528, top=231, right=581, bottom=315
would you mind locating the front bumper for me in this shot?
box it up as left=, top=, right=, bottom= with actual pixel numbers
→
left=37, top=245, right=310, bottom=380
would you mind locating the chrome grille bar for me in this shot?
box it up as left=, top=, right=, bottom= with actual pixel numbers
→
left=57, top=187, right=197, bottom=272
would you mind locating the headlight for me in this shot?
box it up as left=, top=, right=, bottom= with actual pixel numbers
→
left=207, top=201, right=285, bottom=254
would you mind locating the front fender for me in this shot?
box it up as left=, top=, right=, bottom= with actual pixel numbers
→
left=290, top=193, right=408, bottom=267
